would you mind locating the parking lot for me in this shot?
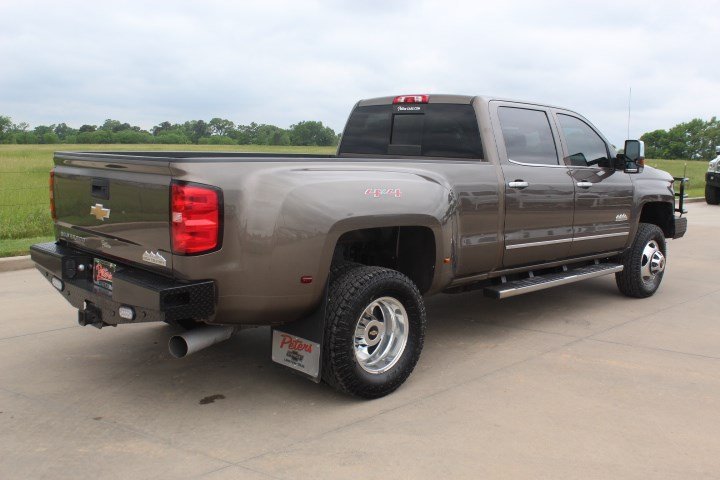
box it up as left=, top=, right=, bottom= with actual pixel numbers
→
left=1, top=203, right=719, bottom=479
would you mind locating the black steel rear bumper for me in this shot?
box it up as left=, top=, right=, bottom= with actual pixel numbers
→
left=30, top=242, right=215, bottom=326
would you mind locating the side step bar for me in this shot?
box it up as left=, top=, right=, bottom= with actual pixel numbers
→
left=484, top=263, right=623, bottom=299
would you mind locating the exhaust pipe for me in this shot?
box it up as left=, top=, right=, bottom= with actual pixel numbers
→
left=168, top=325, right=234, bottom=358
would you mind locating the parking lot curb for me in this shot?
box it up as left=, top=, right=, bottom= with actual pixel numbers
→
left=0, top=255, right=33, bottom=273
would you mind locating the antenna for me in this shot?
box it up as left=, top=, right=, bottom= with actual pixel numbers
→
left=627, top=87, right=632, bottom=139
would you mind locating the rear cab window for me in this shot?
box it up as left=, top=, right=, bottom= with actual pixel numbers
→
left=339, top=102, right=484, bottom=159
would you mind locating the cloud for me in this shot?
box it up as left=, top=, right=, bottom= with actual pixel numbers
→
left=0, top=0, right=718, bottom=145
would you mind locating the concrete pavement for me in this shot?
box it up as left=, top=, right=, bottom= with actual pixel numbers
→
left=1, top=203, right=719, bottom=479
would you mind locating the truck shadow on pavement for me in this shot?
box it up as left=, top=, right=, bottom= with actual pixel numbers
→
left=69, top=277, right=630, bottom=408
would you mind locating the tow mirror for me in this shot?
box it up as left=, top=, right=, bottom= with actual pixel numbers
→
left=623, top=139, right=645, bottom=173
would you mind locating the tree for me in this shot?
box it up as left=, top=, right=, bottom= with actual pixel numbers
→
left=0, top=115, right=12, bottom=133
left=255, top=124, right=290, bottom=145
left=289, top=121, right=337, bottom=146
left=198, top=135, right=236, bottom=145
left=152, top=121, right=173, bottom=136
left=33, top=125, right=55, bottom=136
left=154, top=132, right=190, bottom=144
left=0, top=115, right=13, bottom=143
left=234, top=122, right=259, bottom=144
left=641, top=117, right=720, bottom=160
left=182, top=120, right=210, bottom=144
left=209, top=118, right=235, bottom=137
left=54, top=123, right=77, bottom=141
left=0, top=115, right=339, bottom=146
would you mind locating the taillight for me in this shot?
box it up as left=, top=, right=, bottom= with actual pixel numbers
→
left=49, top=170, right=57, bottom=221
left=393, top=94, right=429, bottom=104
left=171, top=182, right=222, bottom=255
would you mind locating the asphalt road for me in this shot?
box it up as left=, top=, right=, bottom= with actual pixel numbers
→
left=2, top=203, right=719, bottom=479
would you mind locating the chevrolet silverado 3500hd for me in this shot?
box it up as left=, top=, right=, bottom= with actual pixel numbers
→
left=31, top=94, right=688, bottom=398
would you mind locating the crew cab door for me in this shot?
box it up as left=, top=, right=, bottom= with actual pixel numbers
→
left=490, top=103, right=575, bottom=267
left=552, top=111, right=634, bottom=256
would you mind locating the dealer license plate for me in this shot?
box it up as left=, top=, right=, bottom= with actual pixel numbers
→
left=93, top=258, right=116, bottom=291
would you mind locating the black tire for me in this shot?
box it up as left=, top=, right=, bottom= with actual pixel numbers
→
left=322, top=266, right=426, bottom=399
left=615, top=223, right=667, bottom=298
left=706, top=185, right=719, bottom=205
left=329, top=260, right=362, bottom=281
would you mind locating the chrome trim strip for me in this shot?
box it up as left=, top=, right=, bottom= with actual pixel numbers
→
left=508, top=158, right=565, bottom=168
left=573, top=231, right=629, bottom=241
left=505, top=238, right=572, bottom=250
left=505, top=231, right=629, bottom=250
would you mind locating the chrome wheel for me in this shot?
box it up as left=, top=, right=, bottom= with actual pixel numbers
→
left=640, top=239, right=665, bottom=284
left=353, top=296, right=409, bottom=374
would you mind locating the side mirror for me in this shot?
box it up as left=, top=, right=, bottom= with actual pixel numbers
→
left=623, top=139, right=645, bottom=173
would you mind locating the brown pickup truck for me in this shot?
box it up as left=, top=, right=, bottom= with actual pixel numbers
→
left=31, top=94, right=688, bottom=398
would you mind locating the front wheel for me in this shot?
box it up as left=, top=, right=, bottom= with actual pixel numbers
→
left=322, top=266, right=426, bottom=399
left=706, top=185, right=719, bottom=205
left=615, top=223, right=667, bottom=298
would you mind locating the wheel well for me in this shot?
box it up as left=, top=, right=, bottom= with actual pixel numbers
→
left=333, top=226, right=436, bottom=294
left=639, top=202, right=674, bottom=237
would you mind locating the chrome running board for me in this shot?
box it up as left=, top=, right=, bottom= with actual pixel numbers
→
left=483, top=263, right=623, bottom=299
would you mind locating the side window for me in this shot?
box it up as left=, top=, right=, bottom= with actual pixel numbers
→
left=557, top=114, right=609, bottom=167
left=498, top=107, right=559, bottom=165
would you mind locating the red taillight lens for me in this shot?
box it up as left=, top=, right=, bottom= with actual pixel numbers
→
left=49, top=170, right=57, bottom=221
left=171, top=182, right=221, bottom=255
left=393, top=94, right=429, bottom=104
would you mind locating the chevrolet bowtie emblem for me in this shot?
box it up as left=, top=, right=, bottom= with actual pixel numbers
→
left=90, top=203, right=110, bottom=221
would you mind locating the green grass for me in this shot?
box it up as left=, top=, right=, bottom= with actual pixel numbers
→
left=645, top=159, right=707, bottom=198
left=0, top=144, right=710, bottom=257
left=0, top=235, right=54, bottom=257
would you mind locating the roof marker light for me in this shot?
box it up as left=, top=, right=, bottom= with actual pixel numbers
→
left=393, top=94, right=429, bottom=104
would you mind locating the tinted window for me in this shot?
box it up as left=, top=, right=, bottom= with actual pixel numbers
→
left=422, top=104, right=483, bottom=158
left=498, top=107, right=558, bottom=165
left=557, top=114, right=609, bottom=167
left=340, top=105, right=391, bottom=154
left=339, top=104, right=483, bottom=159
left=392, top=114, right=424, bottom=146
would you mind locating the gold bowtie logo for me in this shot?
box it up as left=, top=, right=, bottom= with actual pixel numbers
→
left=90, top=203, right=110, bottom=221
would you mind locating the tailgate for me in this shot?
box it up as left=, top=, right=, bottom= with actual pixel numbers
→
left=53, top=153, right=173, bottom=273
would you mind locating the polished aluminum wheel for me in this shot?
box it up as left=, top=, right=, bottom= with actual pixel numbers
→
left=353, top=296, right=409, bottom=374
left=640, top=239, right=665, bottom=284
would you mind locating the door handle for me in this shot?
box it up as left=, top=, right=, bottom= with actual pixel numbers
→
left=508, top=181, right=529, bottom=189
left=576, top=181, right=593, bottom=188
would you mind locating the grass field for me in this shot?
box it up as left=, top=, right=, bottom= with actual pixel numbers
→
left=0, top=144, right=710, bottom=257
left=644, top=159, right=706, bottom=198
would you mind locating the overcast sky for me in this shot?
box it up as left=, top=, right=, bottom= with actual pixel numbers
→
left=1, top=0, right=718, bottom=145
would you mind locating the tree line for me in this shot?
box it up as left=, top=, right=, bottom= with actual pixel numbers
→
left=0, top=116, right=340, bottom=147
left=1, top=113, right=718, bottom=158
left=640, top=117, right=719, bottom=160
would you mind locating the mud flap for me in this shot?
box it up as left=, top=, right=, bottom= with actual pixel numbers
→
left=271, top=287, right=328, bottom=383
